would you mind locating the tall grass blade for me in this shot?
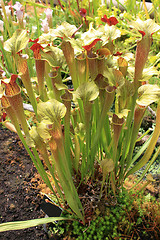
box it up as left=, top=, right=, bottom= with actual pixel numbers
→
left=0, top=217, right=72, bottom=232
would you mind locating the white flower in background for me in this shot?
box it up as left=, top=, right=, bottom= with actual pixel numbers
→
left=23, top=19, right=26, bottom=28
left=13, top=1, right=23, bottom=22
left=41, top=18, right=49, bottom=33
left=0, top=20, right=4, bottom=32
left=0, top=36, right=3, bottom=42
left=5, top=6, right=11, bottom=16
left=1, top=6, right=11, bottom=19
left=45, top=8, right=53, bottom=21
left=32, top=26, right=37, bottom=34
left=44, top=8, right=53, bottom=28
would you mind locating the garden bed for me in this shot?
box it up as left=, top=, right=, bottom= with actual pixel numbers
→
left=0, top=126, right=159, bottom=240
left=0, top=125, right=47, bottom=240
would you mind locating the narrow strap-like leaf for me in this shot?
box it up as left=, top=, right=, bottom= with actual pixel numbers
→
left=0, top=217, right=72, bottom=232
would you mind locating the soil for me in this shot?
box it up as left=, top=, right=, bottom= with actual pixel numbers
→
left=0, top=125, right=48, bottom=240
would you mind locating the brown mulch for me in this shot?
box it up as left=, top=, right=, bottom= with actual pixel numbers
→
left=0, top=125, right=48, bottom=240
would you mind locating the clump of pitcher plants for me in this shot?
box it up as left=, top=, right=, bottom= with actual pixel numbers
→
left=0, top=0, right=160, bottom=231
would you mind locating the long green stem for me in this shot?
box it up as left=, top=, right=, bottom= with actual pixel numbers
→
left=132, top=145, right=160, bottom=189
left=31, top=147, right=55, bottom=192
left=10, top=119, right=55, bottom=193
left=1, top=0, right=12, bottom=37
left=119, top=92, right=137, bottom=181
left=84, top=103, right=92, bottom=174
left=91, top=86, right=115, bottom=158
left=63, top=100, right=72, bottom=172
left=33, top=4, right=40, bottom=37
left=0, top=42, right=15, bottom=74
left=125, top=100, right=160, bottom=178
left=125, top=106, right=146, bottom=172
left=39, top=148, right=64, bottom=203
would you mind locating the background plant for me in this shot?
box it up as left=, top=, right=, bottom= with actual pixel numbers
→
left=0, top=0, right=160, bottom=232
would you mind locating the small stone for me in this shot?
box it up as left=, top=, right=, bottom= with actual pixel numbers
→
left=10, top=203, right=16, bottom=210
left=0, top=189, right=4, bottom=194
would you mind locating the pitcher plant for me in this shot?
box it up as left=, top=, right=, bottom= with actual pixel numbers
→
left=0, top=7, right=160, bottom=230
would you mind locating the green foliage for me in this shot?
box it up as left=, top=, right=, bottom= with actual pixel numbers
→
left=47, top=190, right=160, bottom=239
